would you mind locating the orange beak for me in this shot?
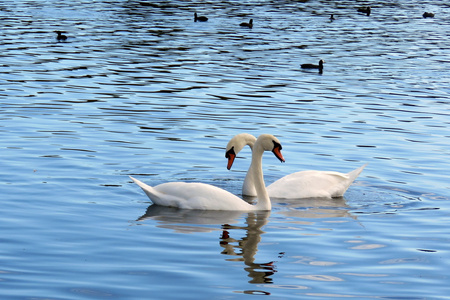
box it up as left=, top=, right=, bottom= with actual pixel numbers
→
left=272, top=146, right=285, bottom=163
left=227, top=152, right=236, bottom=170
left=226, top=147, right=236, bottom=170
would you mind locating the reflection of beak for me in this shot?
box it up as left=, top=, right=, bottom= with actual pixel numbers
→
left=226, top=148, right=236, bottom=170
left=272, top=146, right=285, bottom=163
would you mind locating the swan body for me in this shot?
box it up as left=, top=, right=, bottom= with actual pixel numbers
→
left=226, top=133, right=366, bottom=199
left=264, top=166, right=366, bottom=198
left=131, top=134, right=284, bottom=211
left=130, top=179, right=252, bottom=210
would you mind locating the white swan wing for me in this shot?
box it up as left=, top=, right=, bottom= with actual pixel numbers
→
left=267, top=164, right=366, bottom=199
left=155, top=182, right=252, bottom=210
left=130, top=176, right=253, bottom=210
left=242, top=171, right=351, bottom=198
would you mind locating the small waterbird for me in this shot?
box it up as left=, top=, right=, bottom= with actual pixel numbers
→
left=54, top=31, right=67, bottom=42
left=194, top=12, right=208, bottom=22
left=240, top=19, right=253, bottom=28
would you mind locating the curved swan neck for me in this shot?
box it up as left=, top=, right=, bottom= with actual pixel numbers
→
left=242, top=135, right=257, bottom=196
left=238, top=133, right=256, bottom=151
left=250, top=141, right=271, bottom=210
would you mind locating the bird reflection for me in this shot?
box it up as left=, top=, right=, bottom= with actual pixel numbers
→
left=136, top=204, right=245, bottom=232
left=136, top=197, right=356, bottom=287
left=271, top=196, right=356, bottom=220
left=219, top=211, right=275, bottom=284
left=137, top=205, right=274, bottom=285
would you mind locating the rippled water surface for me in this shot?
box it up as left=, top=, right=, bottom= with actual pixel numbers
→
left=1, top=0, right=450, bottom=299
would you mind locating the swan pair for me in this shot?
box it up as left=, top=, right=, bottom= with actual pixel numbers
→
left=130, top=134, right=284, bottom=211
left=130, top=133, right=365, bottom=211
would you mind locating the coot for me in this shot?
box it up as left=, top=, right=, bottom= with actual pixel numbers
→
left=240, top=19, right=253, bottom=28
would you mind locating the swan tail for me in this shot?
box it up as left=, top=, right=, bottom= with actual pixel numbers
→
left=347, top=164, right=367, bottom=183
left=330, top=164, right=367, bottom=198
left=129, top=176, right=163, bottom=204
left=339, top=164, right=367, bottom=195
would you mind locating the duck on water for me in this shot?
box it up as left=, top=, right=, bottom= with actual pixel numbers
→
left=240, top=19, right=253, bottom=28
left=357, top=6, right=371, bottom=16
left=194, top=12, right=208, bottom=22
left=301, top=59, right=324, bottom=73
left=54, top=31, right=67, bottom=42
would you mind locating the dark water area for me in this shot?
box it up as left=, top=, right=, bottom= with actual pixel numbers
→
left=1, top=0, right=450, bottom=299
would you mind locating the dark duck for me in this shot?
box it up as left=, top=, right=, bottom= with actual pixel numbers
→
left=240, top=19, right=253, bottom=28
left=54, top=31, right=67, bottom=42
left=194, top=12, right=208, bottom=22
left=357, top=6, right=371, bottom=16
left=301, top=59, right=324, bottom=72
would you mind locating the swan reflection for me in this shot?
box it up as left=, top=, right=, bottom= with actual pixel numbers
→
left=137, top=205, right=275, bottom=285
left=136, top=197, right=355, bottom=289
left=246, top=196, right=356, bottom=220
left=219, top=211, right=274, bottom=284
left=137, top=204, right=245, bottom=233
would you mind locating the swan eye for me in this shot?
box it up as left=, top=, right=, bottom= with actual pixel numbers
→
left=272, top=141, right=282, bottom=150
left=225, top=146, right=235, bottom=158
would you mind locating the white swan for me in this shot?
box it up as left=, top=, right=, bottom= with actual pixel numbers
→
left=130, top=134, right=285, bottom=211
left=226, top=133, right=366, bottom=199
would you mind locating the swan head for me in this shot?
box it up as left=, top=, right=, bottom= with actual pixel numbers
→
left=225, top=133, right=284, bottom=170
left=225, top=133, right=256, bottom=170
left=256, top=134, right=285, bottom=163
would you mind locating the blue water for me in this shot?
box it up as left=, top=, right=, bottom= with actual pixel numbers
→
left=1, top=0, right=450, bottom=299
